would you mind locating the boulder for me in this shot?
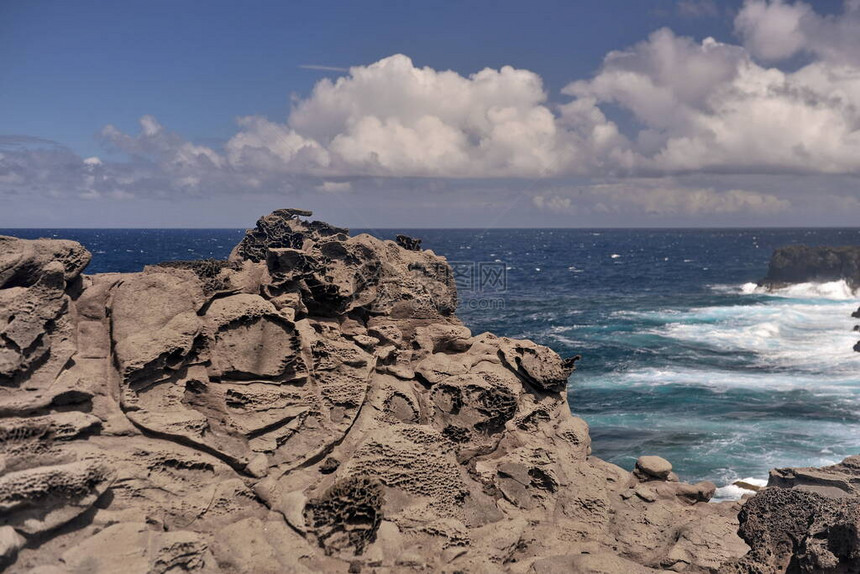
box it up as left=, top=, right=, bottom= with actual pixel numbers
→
left=635, top=455, right=673, bottom=481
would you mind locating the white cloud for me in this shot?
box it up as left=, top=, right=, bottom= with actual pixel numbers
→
left=566, top=25, right=860, bottom=174
left=225, top=116, right=330, bottom=172
left=76, top=21, right=860, bottom=184
left=5, top=1, right=860, bottom=224
left=316, top=180, right=352, bottom=193
left=102, top=115, right=224, bottom=172
left=532, top=181, right=790, bottom=215
left=734, top=0, right=811, bottom=61
left=532, top=194, right=573, bottom=212
left=230, top=54, right=583, bottom=177
left=735, top=0, right=860, bottom=64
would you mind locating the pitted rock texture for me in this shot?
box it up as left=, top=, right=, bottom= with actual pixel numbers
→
left=0, top=210, right=753, bottom=573
left=719, top=456, right=860, bottom=574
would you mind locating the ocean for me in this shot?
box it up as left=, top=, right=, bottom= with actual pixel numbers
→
left=5, top=226, right=860, bottom=499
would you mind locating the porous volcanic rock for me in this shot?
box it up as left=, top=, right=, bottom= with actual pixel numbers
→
left=0, top=211, right=753, bottom=573
left=719, top=456, right=860, bottom=574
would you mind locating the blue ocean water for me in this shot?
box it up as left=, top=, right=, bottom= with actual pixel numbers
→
left=5, top=227, right=860, bottom=496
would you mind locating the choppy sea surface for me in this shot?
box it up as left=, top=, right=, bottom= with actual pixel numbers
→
left=5, top=227, right=860, bottom=499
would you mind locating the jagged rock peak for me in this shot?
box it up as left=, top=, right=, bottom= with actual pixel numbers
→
left=230, top=208, right=349, bottom=263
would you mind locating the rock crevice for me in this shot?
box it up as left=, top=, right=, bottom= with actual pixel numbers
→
left=2, top=210, right=833, bottom=573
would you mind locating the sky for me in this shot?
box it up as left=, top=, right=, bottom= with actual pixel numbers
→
left=2, top=0, right=860, bottom=228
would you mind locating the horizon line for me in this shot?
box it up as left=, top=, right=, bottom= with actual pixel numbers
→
left=3, top=225, right=860, bottom=231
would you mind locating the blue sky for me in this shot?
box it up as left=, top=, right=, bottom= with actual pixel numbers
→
left=3, top=0, right=747, bottom=155
left=2, top=0, right=860, bottom=227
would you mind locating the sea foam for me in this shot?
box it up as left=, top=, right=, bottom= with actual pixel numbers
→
left=741, top=279, right=857, bottom=300
left=713, top=477, right=768, bottom=502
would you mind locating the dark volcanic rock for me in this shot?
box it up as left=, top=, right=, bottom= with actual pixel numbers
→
left=720, top=456, right=860, bottom=574
left=762, top=245, right=860, bottom=289
left=230, top=208, right=349, bottom=263
left=395, top=234, right=422, bottom=251
left=0, top=209, right=752, bottom=573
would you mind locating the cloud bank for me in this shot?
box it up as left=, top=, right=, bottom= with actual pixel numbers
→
left=3, top=0, right=860, bottom=223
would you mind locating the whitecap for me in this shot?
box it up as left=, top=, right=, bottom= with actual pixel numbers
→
left=713, top=477, right=768, bottom=502
left=610, top=253, right=621, bottom=259
left=652, top=300, right=860, bottom=372
left=587, top=365, right=860, bottom=393
left=742, top=280, right=857, bottom=301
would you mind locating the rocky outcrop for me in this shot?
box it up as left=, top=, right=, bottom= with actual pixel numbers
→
left=720, top=456, right=860, bottom=573
left=761, top=245, right=860, bottom=290
left=762, top=245, right=860, bottom=352
left=0, top=210, right=752, bottom=573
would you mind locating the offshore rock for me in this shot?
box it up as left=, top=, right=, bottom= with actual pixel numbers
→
left=763, top=245, right=860, bottom=352
left=761, top=244, right=860, bottom=289
left=0, top=209, right=752, bottom=573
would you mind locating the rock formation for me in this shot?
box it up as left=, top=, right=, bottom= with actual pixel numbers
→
left=0, top=209, right=769, bottom=572
left=719, top=457, right=860, bottom=573
left=762, top=244, right=860, bottom=352
left=761, top=245, right=860, bottom=290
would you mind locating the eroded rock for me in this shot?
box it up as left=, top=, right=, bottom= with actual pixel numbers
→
left=304, top=477, right=384, bottom=556
left=721, top=455, right=860, bottom=574
left=0, top=210, right=756, bottom=573
left=635, top=455, right=673, bottom=481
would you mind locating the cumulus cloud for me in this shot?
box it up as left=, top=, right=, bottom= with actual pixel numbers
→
left=5, top=0, right=860, bottom=224
left=233, top=29, right=860, bottom=178
left=29, top=20, right=860, bottom=188
left=101, top=115, right=224, bottom=172
left=0, top=142, right=116, bottom=200
left=230, top=54, right=588, bottom=177
left=567, top=24, right=860, bottom=174
left=735, top=0, right=860, bottom=64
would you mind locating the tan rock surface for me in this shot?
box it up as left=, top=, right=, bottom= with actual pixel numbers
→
left=0, top=212, right=753, bottom=573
